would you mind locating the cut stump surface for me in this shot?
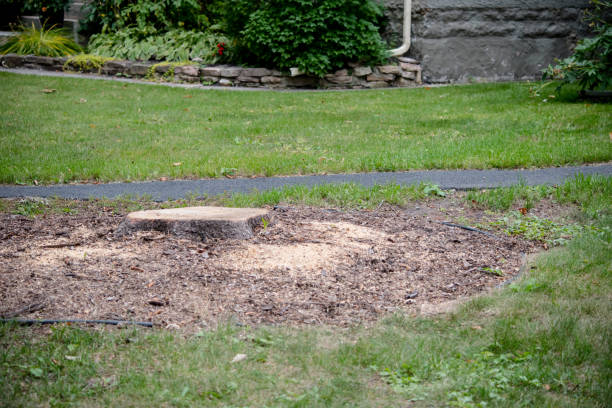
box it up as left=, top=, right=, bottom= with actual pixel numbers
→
left=117, top=206, right=270, bottom=240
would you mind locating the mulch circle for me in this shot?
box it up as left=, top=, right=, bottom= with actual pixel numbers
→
left=0, top=203, right=535, bottom=331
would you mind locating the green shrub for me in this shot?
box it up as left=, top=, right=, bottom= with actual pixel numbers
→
left=0, top=23, right=82, bottom=56
left=222, top=0, right=389, bottom=76
left=80, top=0, right=208, bottom=36
left=88, top=28, right=229, bottom=63
left=543, top=0, right=611, bottom=91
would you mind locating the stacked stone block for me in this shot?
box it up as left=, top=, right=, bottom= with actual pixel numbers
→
left=1, top=55, right=423, bottom=90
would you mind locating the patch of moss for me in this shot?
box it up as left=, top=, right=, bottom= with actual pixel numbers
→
left=146, top=61, right=191, bottom=81
left=63, top=54, right=114, bottom=73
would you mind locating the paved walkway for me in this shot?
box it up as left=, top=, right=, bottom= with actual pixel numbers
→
left=1, top=165, right=610, bottom=201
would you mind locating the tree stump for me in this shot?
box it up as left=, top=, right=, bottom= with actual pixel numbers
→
left=116, top=206, right=270, bottom=240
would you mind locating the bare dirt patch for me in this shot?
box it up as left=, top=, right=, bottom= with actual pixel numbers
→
left=0, top=203, right=535, bottom=330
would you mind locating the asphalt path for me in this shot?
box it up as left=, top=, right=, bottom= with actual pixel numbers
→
left=1, top=165, right=610, bottom=201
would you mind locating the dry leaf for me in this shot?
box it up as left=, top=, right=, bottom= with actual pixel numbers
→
left=173, top=162, right=182, bottom=167
left=42, top=88, right=56, bottom=93
left=519, top=207, right=528, bottom=216
left=79, top=98, right=87, bottom=103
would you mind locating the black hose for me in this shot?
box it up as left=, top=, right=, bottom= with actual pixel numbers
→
left=440, top=221, right=499, bottom=239
left=0, top=318, right=153, bottom=327
left=496, top=253, right=528, bottom=288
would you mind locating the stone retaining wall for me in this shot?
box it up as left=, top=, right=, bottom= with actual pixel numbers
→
left=0, top=54, right=423, bottom=89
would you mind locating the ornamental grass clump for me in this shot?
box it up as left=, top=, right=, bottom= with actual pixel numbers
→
left=0, top=23, right=82, bottom=56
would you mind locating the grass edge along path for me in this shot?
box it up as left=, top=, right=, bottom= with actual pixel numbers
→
left=1, top=176, right=610, bottom=407
left=1, top=72, right=611, bottom=185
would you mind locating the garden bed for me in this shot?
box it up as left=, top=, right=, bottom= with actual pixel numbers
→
left=0, top=53, right=423, bottom=89
left=0, top=202, right=533, bottom=330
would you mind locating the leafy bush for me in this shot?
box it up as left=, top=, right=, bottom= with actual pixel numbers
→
left=0, top=23, right=82, bottom=56
left=543, top=0, right=611, bottom=91
left=222, top=0, right=389, bottom=76
left=80, top=0, right=209, bottom=36
left=88, top=28, right=229, bottom=63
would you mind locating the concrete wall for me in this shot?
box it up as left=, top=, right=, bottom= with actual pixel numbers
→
left=382, top=0, right=591, bottom=83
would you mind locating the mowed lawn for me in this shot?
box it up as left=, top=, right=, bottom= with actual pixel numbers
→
left=0, top=72, right=610, bottom=184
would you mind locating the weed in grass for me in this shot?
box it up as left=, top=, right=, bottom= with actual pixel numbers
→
left=12, top=198, right=47, bottom=217
left=554, top=174, right=612, bottom=220
left=222, top=182, right=429, bottom=209
left=481, top=267, right=504, bottom=277
left=423, top=183, right=446, bottom=197
left=492, top=211, right=592, bottom=246
left=466, top=183, right=552, bottom=211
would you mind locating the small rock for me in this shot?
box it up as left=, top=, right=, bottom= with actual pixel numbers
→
left=400, top=62, right=421, bottom=72
left=148, top=298, right=165, bottom=306
left=129, top=63, right=150, bottom=76
left=405, top=291, right=418, bottom=299
left=377, top=65, right=401, bottom=75
left=242, top=67, right=272, bottom=77
left=231, top=353, right=247, bottom=363
left=290, top=67, right=305, bottom=77
left=367, top=73, right=395, bottom=82
left=220, top=67, right=242, bottom=78
left=398, top=57, right=419, bottom=64
left=401, top=71, right=416, bottom=80
left=218, top=78, right=233, bottom=86
left=200, top=67, right=222, bottom=77
left=175, top=65, right=199, bottom=77
left=353, top=66, right=372, bottom=77
left=237, top=75, right=260, bottom=83
left=364, top=81, right=390, bottom=89
left=324, top=74, right=353, bottom=84
left=261, top=76, right=282, bottom=84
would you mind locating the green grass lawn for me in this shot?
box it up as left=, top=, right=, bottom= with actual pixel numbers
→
left=1, top=176, right=610, bottom=407
left=0, top=72, right=610, bottom=184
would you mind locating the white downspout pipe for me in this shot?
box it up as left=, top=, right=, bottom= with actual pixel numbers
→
left=389, top=0, right=412, bottom=56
